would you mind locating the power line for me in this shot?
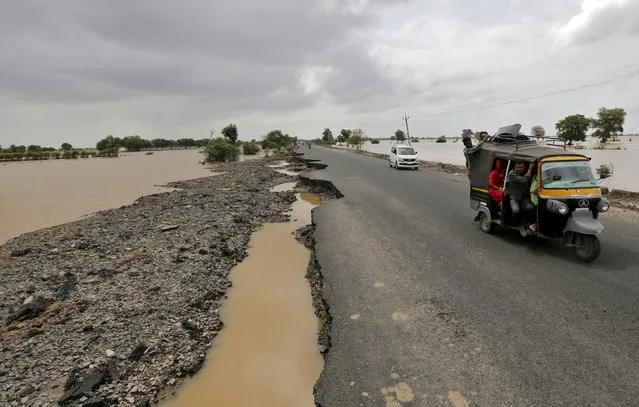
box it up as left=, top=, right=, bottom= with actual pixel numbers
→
left=424, top=71, right=639, bottom=116
left=412, top=62, right=639, bottom=115
left=517, top=62, right=639, bottom=96
left=0, top=91, right=45, bottom=107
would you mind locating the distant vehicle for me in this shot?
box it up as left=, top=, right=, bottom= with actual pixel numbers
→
left=370, top=139, right=380, bottom=144
left=389, top=143, right=419, bottom=170
left=411, top=138, right=420, bottom=143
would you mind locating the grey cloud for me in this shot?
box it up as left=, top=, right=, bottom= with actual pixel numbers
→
left=72, top=1, right=369, bottom=65
left=413, top=70, right=499, bottom=108
left=0, top=0, right=397, bottom=113
left=319, top=42, right=397, bottom=104
left=556, top=0, right=639, bottom=47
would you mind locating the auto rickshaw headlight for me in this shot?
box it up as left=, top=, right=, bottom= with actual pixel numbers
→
left=546, top=199, right=569, bottom=215
left=597, top=198, right=610, bottom=212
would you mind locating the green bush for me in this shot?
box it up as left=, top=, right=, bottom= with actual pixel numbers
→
left=202, top=138, right=241, bottom=163
left=24, top=151, right=36, bottom=160
left=78, top=150, right=97, bottom=158
left=97, top=147, right=119, bottom=158
left=263, top=130, right=294, bottom=150
left=242, top=141, right=261, bottom=155
left=61, top=150, right=80, bottom=159
left=0, top=152, right=24, bottom=161
left=596, top=163, right=613, bottom=179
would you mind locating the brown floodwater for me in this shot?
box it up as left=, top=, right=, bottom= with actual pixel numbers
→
left=161, top=190, right=324, bottom=407
left=0, top=150, right=211, bottom=245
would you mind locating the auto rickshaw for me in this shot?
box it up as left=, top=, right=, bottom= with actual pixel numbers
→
left=469, top=124, right=609, bottom=262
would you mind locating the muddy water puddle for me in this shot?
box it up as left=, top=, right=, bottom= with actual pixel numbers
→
left=266, top=160, right=290, bottom=168
left=299, top=193, right=321, bottom=206
left=270, top=182, right=298, bottom=192
left=162, top=186, right=323, bottom=407
left=275, top=168, right=303, bottom=177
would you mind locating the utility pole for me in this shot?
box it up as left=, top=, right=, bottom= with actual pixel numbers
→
left=402, top=114, right=411, bottom=146
left=208, top=128, right=215, bottom=144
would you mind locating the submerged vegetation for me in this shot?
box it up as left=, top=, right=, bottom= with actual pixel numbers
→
left=95, top=135, right=209, bottom=152
left=0, top=139, right=118, bottom=162
left=0, top=144, right=100, bottom=161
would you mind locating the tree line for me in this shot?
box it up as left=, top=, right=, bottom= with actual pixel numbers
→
left=319, top=128, right=418, bottom=145
left=314, top=106, right=628, bottom=149
left=555, top=107, right=626, bottom=145
left=317, top=128, right=368, bottom=149
left=94, top=135, right=211, bottom=152
left=0, top=142, right=106, bottom=161
left=0, top=123, right=298, bottom=163
left=454, top=106, right=626, bottom=145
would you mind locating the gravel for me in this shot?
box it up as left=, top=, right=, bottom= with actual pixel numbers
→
left=0, top=152, right=335, bottom=407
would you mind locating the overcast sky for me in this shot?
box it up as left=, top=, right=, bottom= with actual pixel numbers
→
left=1, top=0, right=638, bottom=147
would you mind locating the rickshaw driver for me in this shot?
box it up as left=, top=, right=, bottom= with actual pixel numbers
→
left=505, top=162, right=535, bottom=230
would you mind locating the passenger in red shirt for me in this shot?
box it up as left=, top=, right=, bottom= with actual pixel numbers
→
left=489, top=159, right=506, bottom=206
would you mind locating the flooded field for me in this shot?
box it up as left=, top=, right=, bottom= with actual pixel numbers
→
left=355, top=137, right=639, bottom=192
left=162, top=189, right=323, bottom=407
left=0, top=149, right=211, bottom=245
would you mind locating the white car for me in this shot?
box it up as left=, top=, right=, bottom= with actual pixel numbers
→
left=389, top=144, right=419, bottom=170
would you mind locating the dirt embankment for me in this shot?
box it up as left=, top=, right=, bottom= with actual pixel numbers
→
left=336, top=146, right=639, bottom=211
left=601, top=188, right=639, bottom=212
left=0, top=153, right=339, bottom=407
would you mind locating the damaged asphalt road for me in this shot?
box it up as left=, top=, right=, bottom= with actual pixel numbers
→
left=301, top=147, right=639, bottom=406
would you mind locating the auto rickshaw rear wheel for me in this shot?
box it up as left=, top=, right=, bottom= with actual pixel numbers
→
left=479, top=212, right=495, bottom=233
left=572, top=234, right=601, bottom=262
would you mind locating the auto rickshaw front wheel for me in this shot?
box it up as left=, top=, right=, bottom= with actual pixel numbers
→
left=478, top=212, right=495, bottom=233
left=572, top=234, right=601, bottom=262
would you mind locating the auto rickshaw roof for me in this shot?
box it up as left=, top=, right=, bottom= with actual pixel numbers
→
left=480, top=141, right=587, bottom=162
